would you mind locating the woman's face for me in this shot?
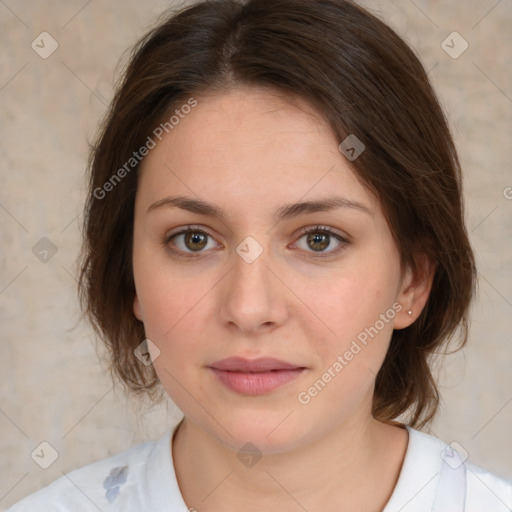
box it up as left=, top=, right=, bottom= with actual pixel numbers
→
left=132, top=87, right=414, bottom=453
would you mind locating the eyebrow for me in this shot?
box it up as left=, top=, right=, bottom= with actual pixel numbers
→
left=146, top=194, right=372, bottom=222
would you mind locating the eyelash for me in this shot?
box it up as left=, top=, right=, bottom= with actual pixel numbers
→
left=163, top=225, right=349, bottom=259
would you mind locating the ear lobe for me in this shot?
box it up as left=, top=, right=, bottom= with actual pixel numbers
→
left=394, top=254, right=435, bottom=330
left=133, top=294, right=143, bottom=321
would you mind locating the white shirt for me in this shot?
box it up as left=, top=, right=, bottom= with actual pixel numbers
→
left=7, top=425, right=512, bottom=511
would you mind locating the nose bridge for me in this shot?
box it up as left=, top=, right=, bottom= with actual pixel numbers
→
left=219, top=236, right=288, bottom=332
left=233, top=242, right=270, bottom=294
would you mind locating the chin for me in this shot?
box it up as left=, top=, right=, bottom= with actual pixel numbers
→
left=204, top=408, right=316, bottom=455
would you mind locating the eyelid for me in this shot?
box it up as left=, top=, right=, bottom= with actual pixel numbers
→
left=164, top=224, right=214, bottom=240
left=295, top=224, right=349, bottom=241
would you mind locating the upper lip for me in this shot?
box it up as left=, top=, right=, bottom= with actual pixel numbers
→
left=209, top=357, right=303, bottom=372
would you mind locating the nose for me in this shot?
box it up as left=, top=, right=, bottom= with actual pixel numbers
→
left=218, top=242, right=290, bottom=335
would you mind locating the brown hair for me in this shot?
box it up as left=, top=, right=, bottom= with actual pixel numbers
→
left=78, top=0, right=476, bottom=428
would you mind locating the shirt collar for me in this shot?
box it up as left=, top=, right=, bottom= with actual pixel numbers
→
left=144, top=421, right=190, bottom=511
left=382, top=426, right=445, bottom=512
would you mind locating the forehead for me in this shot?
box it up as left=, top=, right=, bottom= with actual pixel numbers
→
left=137, top=87, right=377, bottom=218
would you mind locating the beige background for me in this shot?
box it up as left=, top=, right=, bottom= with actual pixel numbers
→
left=1, top=0, right=511, bottom=508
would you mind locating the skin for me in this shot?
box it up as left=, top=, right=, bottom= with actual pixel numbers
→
left=132, top=87, right=434, bottom=511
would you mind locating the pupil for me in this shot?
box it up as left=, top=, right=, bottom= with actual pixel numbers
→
left=186, top=232, right=207, bottom=251
left=308, top=233, right=329, bottom=251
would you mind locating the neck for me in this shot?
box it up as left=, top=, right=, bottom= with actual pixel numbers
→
left=172, top=414, right=408, bottom=512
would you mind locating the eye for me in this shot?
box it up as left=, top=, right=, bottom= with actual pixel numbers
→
left=294, top=225, right=348, bottom=256
left=164, top=226, right=220, bottom=256
left=163, top=225, right=348, bottom=258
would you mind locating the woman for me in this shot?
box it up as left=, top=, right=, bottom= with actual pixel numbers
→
left=9, top=0, right=512, bottom=510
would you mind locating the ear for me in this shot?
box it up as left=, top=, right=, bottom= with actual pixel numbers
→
left=133, top=294, right=144, bottom=322
left=393, top=254, right=435, bottom=330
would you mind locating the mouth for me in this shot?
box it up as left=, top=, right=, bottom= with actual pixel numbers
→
left=208, top=357, right=307, bottom=396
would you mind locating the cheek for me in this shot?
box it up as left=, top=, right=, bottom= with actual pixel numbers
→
left=134, top=246, right=215, bottom=333
left=139, top=274, right=210, bottom=412
left=295, top=259, right=400, bottom=378
left=141, top=278, right=210, bottom=351
left=135, top=264, right=225, bottom=401
left=294, top=278, right=398, bottom=419
left=298, top=266, right=393, bottom=336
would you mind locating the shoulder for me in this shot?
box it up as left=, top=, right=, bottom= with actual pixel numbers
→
left=7, top=432, right=170, bottom=512
left=464, top=459, right=512, bottom=512
left=406, top=428, right=512, bottom=511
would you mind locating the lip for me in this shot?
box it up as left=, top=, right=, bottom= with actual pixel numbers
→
left=208, top=357, right=306, bottom=396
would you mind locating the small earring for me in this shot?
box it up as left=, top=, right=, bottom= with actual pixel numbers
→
left=407, top=310, right=413, bottom=316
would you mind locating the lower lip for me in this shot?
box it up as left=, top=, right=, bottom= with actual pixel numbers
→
left=210, top=368, right=305, bottom=395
